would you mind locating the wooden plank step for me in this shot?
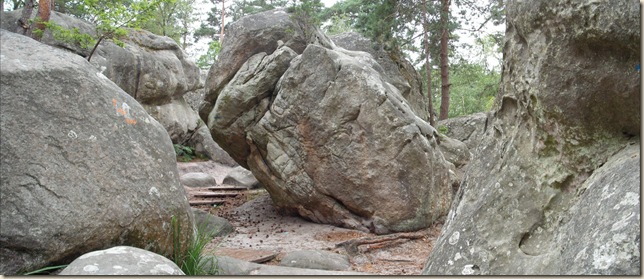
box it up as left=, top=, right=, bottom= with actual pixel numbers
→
left=192, top=191, right=241, bottom=198
left=189, top=199, right=226, bottom=206
left=207, top=186, right=248, bottom=191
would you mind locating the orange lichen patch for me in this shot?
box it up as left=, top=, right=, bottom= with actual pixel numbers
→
left=116, top=108, right=127, bottom=116
left=125, top=118, right=137, bottom=125
left=112, top=98, right=117, bottom=107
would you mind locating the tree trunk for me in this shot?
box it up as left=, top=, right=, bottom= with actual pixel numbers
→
left=32, top=0, right=50, bottom=41
left=439, top=0, right=450, bottom=120
left=219, top=0, right=225, bottom=42
left=17, top=0, right=34, bottom=35
left=421, top=0, right=435, bottom=126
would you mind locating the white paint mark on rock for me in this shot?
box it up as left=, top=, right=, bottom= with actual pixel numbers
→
left=454, top=252, right=462, bottom=261
left=449, top=231, right=460, bottom=245
left=461, top=264, right=477, bottom=275
left=68, top=130, right=78, bottom=139
left=149, top=187, right=160, bottom=198
left=113, top=265, right=123, bottom=269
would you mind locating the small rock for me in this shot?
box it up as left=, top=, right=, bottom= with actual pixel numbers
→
left=279, top=250, right=351, bottom=271
left=59, top=246, right=184, bottom=275
left=180, top=172, right=216, bottom=187
left=192, top=208, right=234, bottom=237
left=223, top=166, right=262, bottom=189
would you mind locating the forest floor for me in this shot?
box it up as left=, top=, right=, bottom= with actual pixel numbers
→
left=179, top=160, right=443, bottom=275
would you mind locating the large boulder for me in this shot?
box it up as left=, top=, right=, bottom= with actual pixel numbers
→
left=0, top=30, right=194, bottom=275
left=199, top=8, right=334, bottom=122
left=204, top=10, right=452, bottom=234
left=423, top=0, right=640, bottom=275
left=331, top=32, right=430, bottom=122
left=59, top=246, right=184, bottom=275
left=1, top=9, right=221, bottom=160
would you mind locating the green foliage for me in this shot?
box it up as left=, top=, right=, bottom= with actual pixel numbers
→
left=322, top=12, right=355, bottom=35
left=196, top=40, right=221, bottom=69
left=442, top=59, right=500, bottom=118
left=286, top=0, right=324, bottom=27
left=173, top=143, right=196, bottom=162
left=170, top=215, right=219, bottom=275
left=437, top=125, right=449, bottom=135
left=22, top=264, right=69, bottom=275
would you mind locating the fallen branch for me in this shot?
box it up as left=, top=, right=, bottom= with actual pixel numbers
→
left=336, top=231, right=427, bottom=256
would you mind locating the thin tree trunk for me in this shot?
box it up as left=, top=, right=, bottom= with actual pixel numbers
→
left=219, top=0, right=225, bottom=42
left=17, top=0, right=34, bottom=35
left=87, top=35, right=105, bottom=62
left=421, top=0, right=435, bottom=126
left=32, top=0, right=50, bottom=40
left=439, top=0, right=450, bottom=120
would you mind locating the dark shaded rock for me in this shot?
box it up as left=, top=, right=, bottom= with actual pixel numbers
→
left=191, top=208, right=234, bottom=237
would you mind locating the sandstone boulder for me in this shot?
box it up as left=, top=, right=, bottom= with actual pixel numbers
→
left=223, top=166, right=262, bottom=189
left=203, top=10, right=452, bottom=234
left=208, top=43, right=451, bottom=233
left=59, top=246, right=184, bottom=275
left=1, top=9, right=218, bottom=160
left=423, top=0, right=640, bottom=275
left=199, top=8, right=334, bottom=121
left=331, top=32, right=430, bottom=121
left=0, top=30, right=194, bottom=275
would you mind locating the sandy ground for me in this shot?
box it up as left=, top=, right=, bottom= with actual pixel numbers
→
left=177, top=160, right=443, bottom=275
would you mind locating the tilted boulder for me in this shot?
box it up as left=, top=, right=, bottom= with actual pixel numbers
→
left=423, top=0, right=640, bottom=275
left=199, top=8, right=334, bottom=122
left=331, top=32, right=430, bottom=122
left=204, top=10, right=452, bottom=234
left=0, top=30, right=194, bottom=275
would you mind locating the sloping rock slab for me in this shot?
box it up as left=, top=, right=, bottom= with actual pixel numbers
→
left=209, top=255, right=369, bottom=275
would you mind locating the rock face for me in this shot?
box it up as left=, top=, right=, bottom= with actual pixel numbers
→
left=423, top=0, right=640, bottom=275
left=0, top=30, right=194, bottom=275
left=0, top=9, right=224, bottom=161
left=331, top=32, right=430, bottom=122
left=436, top=112, right=488, bottom=150
left=203, top=9, right=451, bottom=234
left=59, top=246, right=184, bottom=275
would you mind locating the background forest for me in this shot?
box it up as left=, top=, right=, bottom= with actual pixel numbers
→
left=2, top=0, right=504, bottom=120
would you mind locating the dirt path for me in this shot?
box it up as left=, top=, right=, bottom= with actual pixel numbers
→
left=177, top=161, right=443, bottom=275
